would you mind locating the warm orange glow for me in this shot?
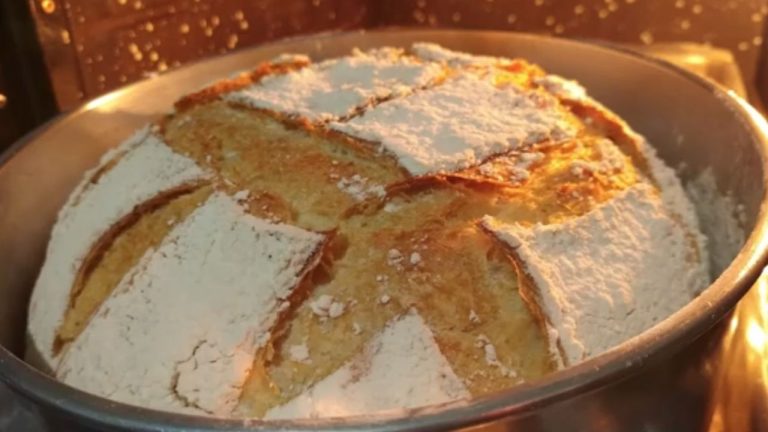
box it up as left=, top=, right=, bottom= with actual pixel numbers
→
left=746, top=319, right=767, bottom=352
left=40, top=0, right=56, bottom=14
left=728, top=314, right=740, bottom=336
left=758, top=271, right=768, bottom=312
left=705, top=268, right=768, bottom=431
left=83, top=88, right=128, bottom=112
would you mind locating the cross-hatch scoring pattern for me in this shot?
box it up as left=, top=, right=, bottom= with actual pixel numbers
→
left=50, top=44, right=646, bottom=418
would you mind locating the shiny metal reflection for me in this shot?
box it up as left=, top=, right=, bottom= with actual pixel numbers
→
left=706, top=268, right=768, bottom=432
left=702, top=93, right=768, bottom=432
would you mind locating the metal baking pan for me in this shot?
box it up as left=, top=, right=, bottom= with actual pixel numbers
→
left=0, top=29, right=767, bottom=431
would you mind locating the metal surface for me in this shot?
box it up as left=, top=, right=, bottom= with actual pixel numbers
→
left=380, top=0, right=768, bottom=104
left=0, top=29, right=767, bottom=431
left=640, top=42, right=749, bottom=97
left=705, top=267, right=768, bottom=431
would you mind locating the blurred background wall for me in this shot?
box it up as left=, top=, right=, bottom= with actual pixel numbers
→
left=0, top=0, right=766, bottom=150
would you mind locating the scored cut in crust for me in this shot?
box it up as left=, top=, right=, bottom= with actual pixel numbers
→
left=56, top=193, right=328, bottom=415
left=481, top=183, right=709, bottom=367
left=224, top=47, right=447, bottom=123
left=55, top=182, right=211, bottom=354
left=26, top=129, right=209, bottom=369
left=264, top=309, right=469, bottom=420
left=27, top=43, right=710, bottom=419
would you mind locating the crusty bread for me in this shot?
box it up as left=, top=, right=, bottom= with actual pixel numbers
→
left=27, top=43, right=708, bottom=419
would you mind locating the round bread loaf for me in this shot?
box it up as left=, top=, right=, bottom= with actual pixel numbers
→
left=26, top=43, right=709, bottom=419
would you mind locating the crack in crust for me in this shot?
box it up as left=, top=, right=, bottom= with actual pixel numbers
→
left=233, top=231, right=340, bottom=414
left=170, top=339, right=212, bottom=414
left=478, top=221, right=564, bottom=368
left=174, top=59, right=310, bottom=113
left=53, top=181, right=211, bottom=355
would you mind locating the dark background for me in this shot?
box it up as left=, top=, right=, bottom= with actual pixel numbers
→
left=0, top=0, right=766, bottom=151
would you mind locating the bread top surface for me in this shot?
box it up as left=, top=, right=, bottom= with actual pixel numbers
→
left=27, top=43, right=709, bottom=419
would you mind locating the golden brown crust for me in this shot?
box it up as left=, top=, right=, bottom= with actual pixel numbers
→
left=478, top=221, right=563, bottom=366
left=236, top=231, right=339, bottom=414
left=561, top=99, right=654, bottom=183
left=174, top=60, right=310, bottom=113
left=161, top=101, right=407, bottom=232
left=53, top=181, right=211, bottom=354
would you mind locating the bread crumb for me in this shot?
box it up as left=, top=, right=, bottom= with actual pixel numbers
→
left=476, top=334, right=517, bottom=378
left=570, top=160, right=593, bottom=178
left=310, top=294, right=345, bottom=319
left=379, top=294, right=391, bottom=305
left=310, top=295, right=333, bottom=315
left=409, top=252, right=422, bottom=265
left=469, top=309, right=480, bottom=323
left=233, top=189, right=250, bottom=201
left=387, top=249, right=404, bottom=267
left=328, top=301, right=346, bottom=318
left=289, top=343, right=310, bottom=363
left=337, top=175, right=386, bottom=202
left=483, top=343, right=498, bottom=365
left=478, top=164, right=494, bottom=176
left=383, top=202, right=401, bottom=213
left=509, top=167, right=530, bottom=182
left=519, top=151, right=544, bottom=163
left=278, top=300, right=291, bottom=312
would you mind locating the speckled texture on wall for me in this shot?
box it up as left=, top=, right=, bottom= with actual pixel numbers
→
left=379, top=0, right=767, bottom=101
left=31, top=0, right=372, bottom=109
left=28, top=0, right=766, bottom=109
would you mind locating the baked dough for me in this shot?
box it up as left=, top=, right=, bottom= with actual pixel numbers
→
left=26, top=43, right=709, bottom=419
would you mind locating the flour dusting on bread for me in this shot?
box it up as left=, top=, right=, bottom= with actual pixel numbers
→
left=482, top=183, right=709, bottom=367
left=225, top=47, right=444, bottom=122
left=265, top=310, right=468, bottom=419
left=56, top=193, right=326, bottom=415
left=331, top=73, right=576, bottom=175
left=27, top=42, right=712, bottom=421
left=27, top=129, right=207, bottom=368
